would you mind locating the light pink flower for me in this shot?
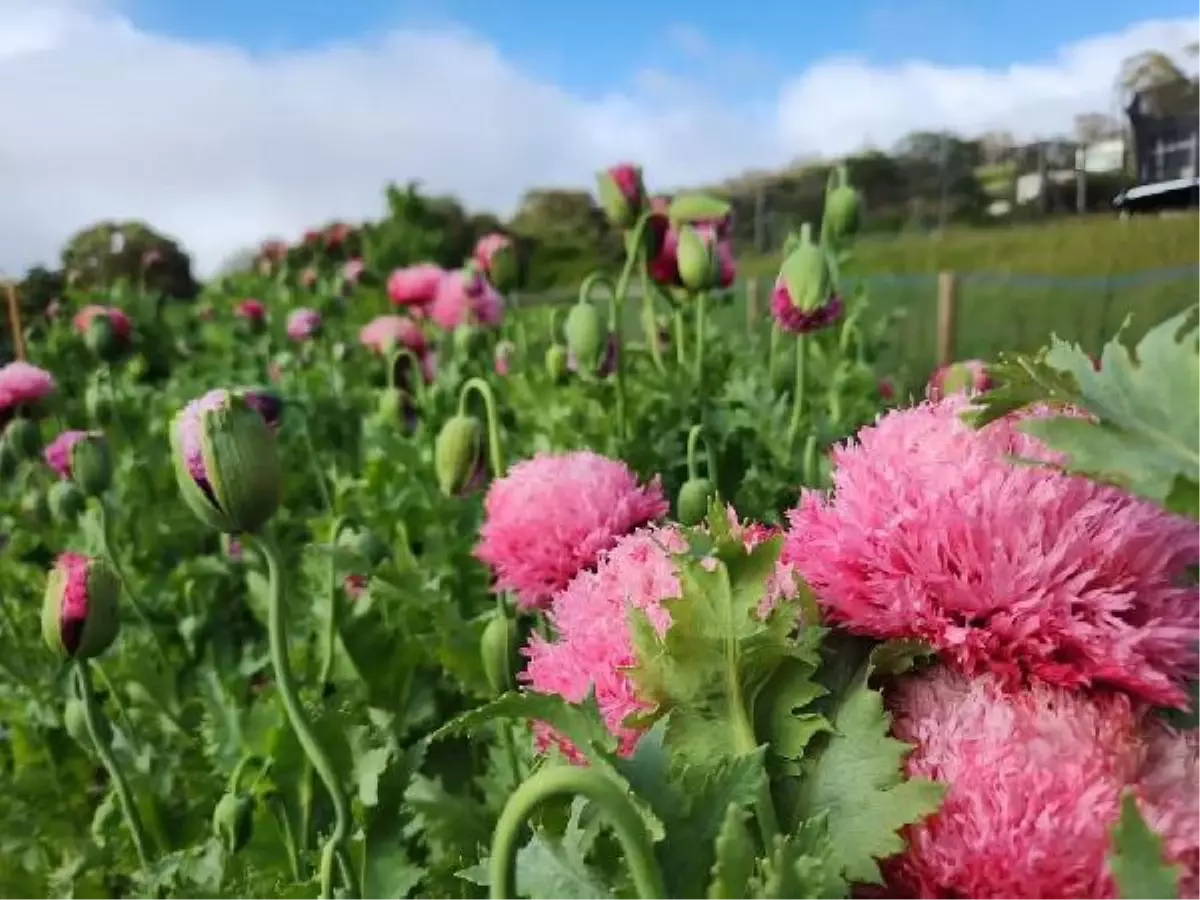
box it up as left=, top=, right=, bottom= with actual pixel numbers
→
left=43, top=429, right=90, bottom=479
left=286, top=308, right=322, bottom=342
left=473, top=233, right=513, bottom=275
left=430, top=269, right=504, bottom=330
left=524, top=510, right=798, bottom=758
left=358, top=314, right=427, bottom=356
left=494, top=340, right=515, bottom=376
left=387, top=264, right=444, bottom=309
left=73, top=305, right=132, bottom=341
left=882, top=665, right=1199, bottom=899
left=474, top=450, right=668, bottom=609
left=927, top=358, right=992, bottom=400
left=783, top=395, right=1199, bottom=708
left=299, top=267, right=318, bottom=289
left=342, top=258, right=365, bottom=284
left=235, top=299, right=266, bottom=323
left=0, top=362, right=56, bottom=412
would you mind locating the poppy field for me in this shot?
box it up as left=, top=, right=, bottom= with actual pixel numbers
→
left=0, top=165, right=1197, bottom=900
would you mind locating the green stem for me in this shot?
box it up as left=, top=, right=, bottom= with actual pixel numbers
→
left=249, top=532, right=359, bottom=900
left=93, top=662, right=137, bottom=739
left=639, top=268, right=667, bottom=374
left=489, top=767, right=664, bottom=900
left=494, top=595, right=522, bottom=791
left=685, top=424, right=707, bottom=482
left=672, top=311, right=686, bottom=366
left=97, top=500, right=170, bottom=668
left=457, top=377, right=504, bottom=478
left=786, top=336, right=808, bottom=451
left=768, top=324, right=780, bottom=378
left=387, top=347, right=428, bottom=408
left=727, top=657, right=780, bottom=849
left=578, top=268, right=629, bottom=445
left=75, top=661, right=151, bottom=869
left=319, top=516, right=351, bottom=690
left=802, top=434, right=819, bottom=486
left=693, top=291, right=707, bottom=381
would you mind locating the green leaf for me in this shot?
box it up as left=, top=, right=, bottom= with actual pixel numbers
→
left=969, top=309, right=1200, bottom=518
left=625, top=540, right=801, bottom=768
left=753, top=817, right=847, bottom=899
left=793, top=639, right=944, bottom=885
left=667, top=193, right=733, bottom=225
left=707, top=804, right=756, bottom=899
left=1109, top=791, right=1181, bottom=900
left=513, top=798, right=612, bottom=899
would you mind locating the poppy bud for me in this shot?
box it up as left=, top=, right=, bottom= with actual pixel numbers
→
left=822, top=165, right=862, bottom=245
left=41, top=553, right=120, bottom=661
left=480, top=610, right=517, bottom=696
left=666, top=193, right=733, bottom=231
left=70, top=433, right=113, bottom=497
left=545, top=344, right=569, bottom=382
left=63, top=695, right=112, bottom=747
left=595, top=163, right=646, bottom=230
left=48, top=480, right=86, bottom=522
left=564, top=302, right=606, bottom=376
left=434, top=414, right=483, bottom=497
left=212, top=792, right=255, bottom=854
left=771, top=225, right=841, bottom=335
left=675, top=225, right=721, bottom=292
left=170, top=389, right=282, bottom=534
left=676, top=477, right=716, bottom=526
left=4, top=417, right=41, bottom=460
left=474, top=233, right=519, bottom=292
left=928, top=360, right=993, bottom=400
left=85, top=316, right=120, bottom=360
left=237, top=388, right=284, bottom=431
left=494, top=340, right=515, bottom=376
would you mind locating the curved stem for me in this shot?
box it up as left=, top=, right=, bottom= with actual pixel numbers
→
left=93, top=662, right=137, bottom=739
left=75, top=661, right=151, bottom=869
left=97, top=500, right=169, bottom=668
left=228, top=753, right=260, bottom=794
left=577, top=272, right=617, bottom=325
left=489, top=767, right=664, bottom=900
left=685, top=424, right=708, bottom=482
left=802, top=434, right=819, bottom=486
left=693, top=291, right=707, bottom=381
left=494, top=595, right=522, bottom=790
left=786, top=336, right=808, bottom=451
left=388, top=347, right=428, bottom=408
left=249, top=532, right=359, bottom=900
left=457, top=377, right=504, bottom=478
left=578, top=270, right=628, bottom=444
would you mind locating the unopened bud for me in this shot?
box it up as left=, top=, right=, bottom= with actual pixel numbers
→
left=564, top=302, right=606, bottom=376
left=48, top=480, right=86, bottom=521
left=480, top=610, right=517, bottom=695
left=434, top=414, right=483, bottom=497
left=676, top=477, right=716, bottom=526
left=41, top=553, right=120, bottom=661
left=675, top=225, right=720, bottom=292
left=595, top=164, right=646, bottom=230
left=70, top=433, right=113, bottom=497
left=3, top=417, right=41, bottom=460
left=823, top=165, right=862, bottom=245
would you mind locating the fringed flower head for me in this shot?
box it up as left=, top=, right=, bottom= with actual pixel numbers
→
left=783, top=395, right=1199, bottom=707
left=0, top=362, right=56, bottom=415
left=475, top=450, right=669, bottom=609
left=430, top=269, right=504, bottom=331
left=387, top=263, right=444, bottom=310
left=881, top=665, right=1199, bottom=899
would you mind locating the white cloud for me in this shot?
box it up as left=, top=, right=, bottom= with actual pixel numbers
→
left=0, top=0, right=1195, bottom=276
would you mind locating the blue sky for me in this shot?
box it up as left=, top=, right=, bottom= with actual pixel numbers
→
left=127, top=0, right=1200, bottom=93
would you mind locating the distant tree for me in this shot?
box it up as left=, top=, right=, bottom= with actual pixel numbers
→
left=60, top=220, right=198, bottom=300
left=1117, top=49, right=1199, bottom=115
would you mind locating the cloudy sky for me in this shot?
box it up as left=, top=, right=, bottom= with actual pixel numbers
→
left=0, top=0, right=1196, bottom=275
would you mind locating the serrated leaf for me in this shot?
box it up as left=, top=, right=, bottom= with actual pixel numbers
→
left=754, top=817, right=846, bottom=899
left=707, top=804, right=756, bottom=899
left=429, top=691, right=617, bottom=761
left=794, top=639, right=944, bottom=885
left=1109, top=791, right=1181, bottom=900
left=512, top=798, right=612, bottom=899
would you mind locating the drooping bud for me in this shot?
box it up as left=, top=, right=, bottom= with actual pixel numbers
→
left=169, top=389, right=283, bottom=534
left=63, top=695, right=111, bottom=747
left=48, top=480, right=86, bottom=521
left=434, top=414, right=483, bottom=497
left=545, top=344, right=569, bottom=382
left=212, top=792, right=255, bottom=854
left=675, top=225, right=721, bottom=292
left=4, top=417, right=41, bottom=460
left=595, top=163, right=646, bottom=230
left=563, top=302, right=606, bottom=376
left=822, top=165, right=862, bottom=245
left=41, top=553, right=120, bottom=661
left=676, top=477, right=716, bottom=526
left=480, top=609, right=517, bottom=695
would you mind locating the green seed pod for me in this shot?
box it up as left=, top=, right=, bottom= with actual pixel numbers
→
left=545, top=344, right=569, bottom=382
left=778, top=228, right=831, bottom=314
left=337, top=527, right=391, bottom=570
left=676, top=477, right=716, bottom=526
left=212, top=792, right=255, bottom=854
left=84, top=378, right=115, bottom=426
left=434, top=414, right=482, bottom=497
left=63, top=696, right=111, bottom=747
left=675, top=225, right=719, bottom=292
left=169, top=390, right=283, bottom=535
left=564, top=302, right=606, bottom=375
left=823, top=166, right=862, bottom=245
left=48, top=480, right=86, bottom=522
left=70, top=433, right=113, bottom=497
left=42, top=554, right=120, bottom=661
left=480, top=611, right=517, bottom=696
left=3, top=417, right=41, bottom=460
left=0, top=440, right=18, bottom=480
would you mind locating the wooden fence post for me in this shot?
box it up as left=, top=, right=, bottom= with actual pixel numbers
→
left=936, top=271, right=957, bottom=368
left=4, top=281, right=25, bottom=362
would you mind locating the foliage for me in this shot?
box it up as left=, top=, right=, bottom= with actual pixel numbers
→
left=60, top=220, right=198, bottom=301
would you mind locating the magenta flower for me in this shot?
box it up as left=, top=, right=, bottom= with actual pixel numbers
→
left=608, top=163, right=644, bottom=207
left=286, top=308, right=322, bottom=342
left=474, top=450, right=668, bottom=609
left=0, top=362, right=56, bottom=414
left=387, top=264, right=444, bottom=310
left=43, top=552, right=119, bottom=659
left=430, top=269, right=504, bottom=330
left=234, top=299, right=266, bottom=324
left=881, top=665, right=1198, bottom=898
left=73, top=305, right=132, bottom=341
left=359, top=314, right=428, bottom=356
left=43, top=429, right=92, bottom=479
left=524, top=510, right=799, bottom=759
left=239, top=388, right=284, bottom=430
left=769, top=278, right=843, bottom=334
left=783, top=395, right=1199, bottom=708
left=927, top=358, right=993, bottom=400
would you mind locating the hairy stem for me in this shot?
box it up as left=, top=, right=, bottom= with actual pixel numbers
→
left=786, top=336, right=808, bottom=451
left=457, top=377, right=505, bottom=478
